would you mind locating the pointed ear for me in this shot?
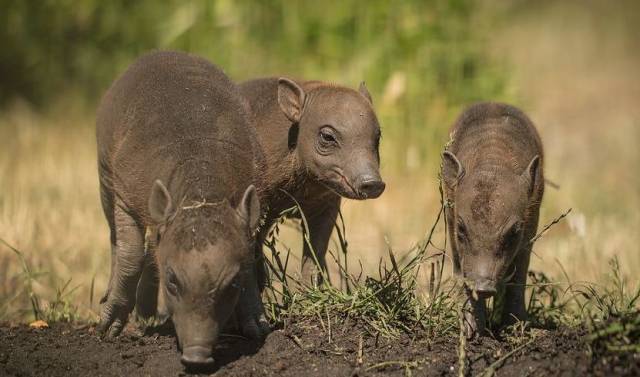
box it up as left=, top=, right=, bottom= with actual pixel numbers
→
left=442, top=151, right=464, bottom=188
left=358, top=81, right=373, bottom=105
left=236, top=185, right=261, bottom=232
left=522, top=155, right=541, bottom=194
left=277, top=78, right=306, bottom=123
left=149, top=180, right=175, bottom=223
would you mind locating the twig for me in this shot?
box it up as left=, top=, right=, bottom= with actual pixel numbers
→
left=530, top=208, right=572, bottom=245
left=478, top=337, right=536, bottom=377
left=457, top=300, right=467, bottom=377
left=287, top=334, right=306, bottom=351
left=326, top=306, right=332, bottom=344
left=544, top=178, right=560, bottom=190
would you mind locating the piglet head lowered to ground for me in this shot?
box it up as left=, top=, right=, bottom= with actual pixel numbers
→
left=148, top=180, right=260, bottom=369
left=442, top=151, right=541, bottom=297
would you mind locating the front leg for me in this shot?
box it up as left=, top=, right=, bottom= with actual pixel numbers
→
left=134, top=255, right=159, bottom=321
left=300, top=198, right=340, bottom=285
left=97, top=204, right=145, bottom=337
left=235, top=259, right=270, bottom=340
left=500, top=246, right=532, bottom=327
left=232, top=219, right=274, bottom=339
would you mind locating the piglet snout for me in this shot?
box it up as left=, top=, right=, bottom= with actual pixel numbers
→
left=181, top=345, right=214, bottom=368
left=355, top=174, right=386, bottom=199
left=473, top=278, right=497, bottom=298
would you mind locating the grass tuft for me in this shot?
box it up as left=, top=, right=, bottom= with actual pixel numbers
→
left=263, top=184, right=462, bottom=340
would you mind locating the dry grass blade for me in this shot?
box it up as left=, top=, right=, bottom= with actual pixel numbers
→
left=457, top=301, right=467, bottom=377
left=529, top=208, right=572, bottom=245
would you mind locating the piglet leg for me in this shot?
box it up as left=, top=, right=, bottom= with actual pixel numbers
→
left=235, top=254, right=270, bottom=339
left=301, top=199, right=340, bottom=286
left=98, top=203, right=145, bottom=337
left=501, top=246, right=532, bottom=327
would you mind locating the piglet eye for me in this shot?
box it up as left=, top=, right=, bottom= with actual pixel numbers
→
left=318, top=127, right=338, bottom=146
left=166, top=268, right=180, bottom=297
left=503, top=223, right=522, bottom=248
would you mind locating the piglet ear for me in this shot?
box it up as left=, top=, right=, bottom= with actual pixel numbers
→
left=522, top=155, right=541, bottom=195
left=442, top=151, right=464, bottom=188
left=236, top=185, right=261, bottom=233
left=277, top=78, right=306, bottom=123
left=149, top=180, right=175, bottom=223
left=358, top=81, right=373, bottom=105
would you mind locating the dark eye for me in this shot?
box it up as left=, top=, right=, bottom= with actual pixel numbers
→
left=165, top=268, right=180, bottom=297
left=502, top=222, right=522, bottom=249
left=318, top=127, right=338, bottom=146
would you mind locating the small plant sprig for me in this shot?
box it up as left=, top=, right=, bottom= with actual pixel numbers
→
left=0, top=236, right=80, bottom=323
left=0, top=236, right=44, bottom=321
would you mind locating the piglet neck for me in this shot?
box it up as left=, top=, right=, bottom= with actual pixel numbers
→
left=261, top=151, right=307, bottom=203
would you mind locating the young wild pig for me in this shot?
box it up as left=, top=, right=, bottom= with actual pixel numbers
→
left=240, top=78, right=385, bottom=284
left=442, top=102, right=544, bottom=336
left=96, top=51, right=267, bottom=367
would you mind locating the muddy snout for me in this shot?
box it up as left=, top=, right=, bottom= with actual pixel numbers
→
left=354, top=174, right=385, bottom=199
left=181, top=345, right=215, bottom=368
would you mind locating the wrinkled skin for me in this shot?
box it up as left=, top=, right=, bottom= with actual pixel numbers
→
left=442, top=102, right=544, bottom=337
left=240, top=78, right=385, bottom=284
left=96, top=51, right=268, bottom=369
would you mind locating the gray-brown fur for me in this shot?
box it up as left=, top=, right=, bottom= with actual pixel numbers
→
left=240, top=77, right=384, bottom=283
left=96, top=51, right=267, bottom=367
left=441, top=102, right=544, bottom=337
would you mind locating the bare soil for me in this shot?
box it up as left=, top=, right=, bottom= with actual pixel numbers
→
left=1, top=320, right=637, bottom=376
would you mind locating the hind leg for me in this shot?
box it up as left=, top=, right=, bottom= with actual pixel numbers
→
left=98, top=202, right=145, bottom=337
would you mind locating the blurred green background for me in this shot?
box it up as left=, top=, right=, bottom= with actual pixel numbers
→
left=0, top=0, right=513, bottom=170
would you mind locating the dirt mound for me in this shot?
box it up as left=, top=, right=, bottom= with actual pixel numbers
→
left=0, top=321, right=637, bottom=376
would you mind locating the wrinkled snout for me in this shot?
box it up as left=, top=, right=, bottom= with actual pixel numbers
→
left=354, top=174, right=386, bottom=199
left=181, top=345, right=215, bottom=368
left=472, top=278, right=497, bottom=298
